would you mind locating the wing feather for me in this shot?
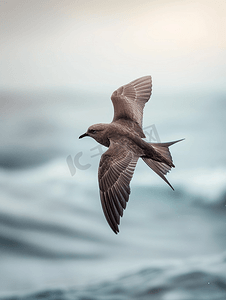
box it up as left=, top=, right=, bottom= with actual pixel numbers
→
left=98, top=141, right=138, bottom=233
left=111, top=76, right=152, bottom=132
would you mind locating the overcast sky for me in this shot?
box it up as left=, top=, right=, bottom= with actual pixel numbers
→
left=0, top=0, right=225, bottom=91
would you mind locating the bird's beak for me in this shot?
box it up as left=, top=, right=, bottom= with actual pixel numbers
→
left=79, top=133, right=88, bottom=139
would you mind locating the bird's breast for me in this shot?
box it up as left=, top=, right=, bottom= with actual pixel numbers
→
left=98, top=137, right=110, bottom=148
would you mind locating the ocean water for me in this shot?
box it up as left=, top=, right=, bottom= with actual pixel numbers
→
left=0, top=88, right=226, bottom=300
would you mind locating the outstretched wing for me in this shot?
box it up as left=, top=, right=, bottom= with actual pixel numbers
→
left=98, top=141, right=139, bottom=234
left=111, top=76, right=152, bottom=131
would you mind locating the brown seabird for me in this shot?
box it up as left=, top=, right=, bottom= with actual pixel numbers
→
left=79, top=76, right=183, bottom=234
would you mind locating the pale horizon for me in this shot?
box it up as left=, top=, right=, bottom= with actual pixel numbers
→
left=0, top=0, right=225, bottom=91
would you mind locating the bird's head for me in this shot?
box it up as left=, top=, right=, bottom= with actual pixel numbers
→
left=79, top=123, right=109, bottom=145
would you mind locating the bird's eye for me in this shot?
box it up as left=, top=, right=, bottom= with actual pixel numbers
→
left=90, top=129, right=96, bottom=134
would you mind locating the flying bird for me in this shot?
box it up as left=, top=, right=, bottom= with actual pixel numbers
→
left=79, top=76, right=183, bottom=234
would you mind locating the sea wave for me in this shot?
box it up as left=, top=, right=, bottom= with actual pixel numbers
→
left=2, top=253, right=226, bottom=300
left=0, top=88, right=226, bottom=299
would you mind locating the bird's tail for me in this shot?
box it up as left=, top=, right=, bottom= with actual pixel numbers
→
left=142, top=139, right=184, bottom=190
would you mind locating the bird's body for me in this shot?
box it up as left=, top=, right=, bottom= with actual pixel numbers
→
left=87, top=122, right=174, bottom=165
left=79, top=76, right=183, bottom=234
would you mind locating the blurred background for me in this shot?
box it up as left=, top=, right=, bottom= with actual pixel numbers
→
left=0, top=0, right=226, bottom=299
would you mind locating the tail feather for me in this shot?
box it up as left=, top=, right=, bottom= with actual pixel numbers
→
left=143, top=139, right=184, bottom=190
left=142, top=158, right=174, bottom=190
left=150, top=139, right=184, bottom=167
